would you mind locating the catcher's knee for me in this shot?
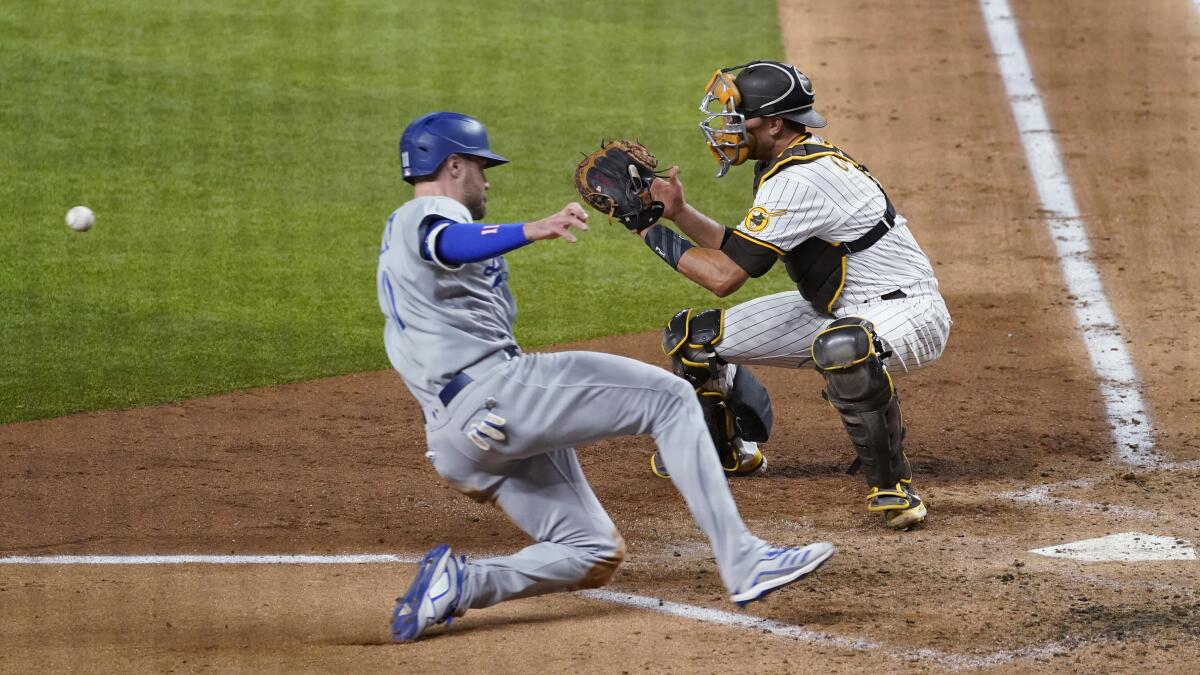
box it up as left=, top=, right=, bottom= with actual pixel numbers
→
left=663, top=307, right=773, bottom=442
left=811, top=317, right=893, bottom=405
left=662, top=308, right=726, bottom=388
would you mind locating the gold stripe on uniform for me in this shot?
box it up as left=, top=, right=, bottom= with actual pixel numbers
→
left=731, top=229, right=785, bottom=255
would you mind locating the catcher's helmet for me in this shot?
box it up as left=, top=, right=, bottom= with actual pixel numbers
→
left=733, top=61, right=826, bottom=127
left=699, top=61, right=826, bottom=177
left=399, top=112, right=509, bottom=184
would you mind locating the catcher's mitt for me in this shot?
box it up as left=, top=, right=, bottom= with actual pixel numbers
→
left=573, top=140, right=664, bottom=232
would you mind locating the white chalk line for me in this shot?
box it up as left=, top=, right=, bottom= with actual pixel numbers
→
left=0, top=553, right=1068, bottom=669
left=979, top=0, right=1158, bottom=466
left=1000, top=479, right=1160, bottom=519
left=580, top=589, right=1074, bottom=670
left=0, top=553, right=420, bottom=565
left=1001, top=463, right=1200, bottom=519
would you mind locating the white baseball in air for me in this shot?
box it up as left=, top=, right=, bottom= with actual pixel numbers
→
left=65, top=205, right=95, bottom=232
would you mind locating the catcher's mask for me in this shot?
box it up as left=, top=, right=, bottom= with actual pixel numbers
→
left=699, top=61, right=826, bottom=178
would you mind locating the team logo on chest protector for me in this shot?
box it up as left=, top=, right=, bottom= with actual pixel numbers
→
left=743, top=206, right=786, bottom=232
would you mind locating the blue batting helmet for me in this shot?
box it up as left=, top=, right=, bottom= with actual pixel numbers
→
left=399, top=112, right=509, bottom=184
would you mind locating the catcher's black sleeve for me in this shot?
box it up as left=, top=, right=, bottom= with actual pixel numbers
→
left=720, top=229, right=780, bottom=278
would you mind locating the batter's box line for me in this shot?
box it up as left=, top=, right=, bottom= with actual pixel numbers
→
left=1000, top=479, right=1158, bottom=519
left=0, top=552, right=1082, bottom=669
left=0, top=553, right=425, bottom=565
left=1001, top=463, right=1200, bottom=520
left=579, top=589, right=1087, bottom=670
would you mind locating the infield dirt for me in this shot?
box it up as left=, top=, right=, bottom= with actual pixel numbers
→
left=3, top=0, right=1199, bottom=672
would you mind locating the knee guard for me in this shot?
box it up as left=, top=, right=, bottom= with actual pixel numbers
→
left=811, top=317, right=911, bottom=496
left=663, top=309, right=773, bottom=467
left=663, top=308, right=725, bottom=388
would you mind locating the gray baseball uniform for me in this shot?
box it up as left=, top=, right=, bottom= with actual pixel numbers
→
left=377, top=195, right=775, bottom=605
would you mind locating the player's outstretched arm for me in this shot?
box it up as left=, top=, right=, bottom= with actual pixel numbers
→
left=651, top=166, right=726, bottom=249
left=524, top=202, right=589, bottom=243
left=424, top=203, right=588, bottom=268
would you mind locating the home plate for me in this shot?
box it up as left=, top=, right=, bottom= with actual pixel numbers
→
left=1030, top=532, right=1196, bottom=562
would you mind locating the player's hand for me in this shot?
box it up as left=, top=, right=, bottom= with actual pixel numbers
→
left=525, top=202, right=589, bottom=243
left=650, top=165, right=686, bottom=220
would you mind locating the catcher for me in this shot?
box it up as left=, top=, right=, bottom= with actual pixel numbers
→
left=574, top=60, right=952, bottom=530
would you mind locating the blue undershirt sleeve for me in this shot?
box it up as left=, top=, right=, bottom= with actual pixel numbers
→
left=422, top=219, right=531, bottom=268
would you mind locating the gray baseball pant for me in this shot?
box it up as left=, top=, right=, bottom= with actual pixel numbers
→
left=421, top=350, right=768, bottom=609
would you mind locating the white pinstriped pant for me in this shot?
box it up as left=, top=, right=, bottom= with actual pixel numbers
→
left=716, top=279, right=952, bottom=374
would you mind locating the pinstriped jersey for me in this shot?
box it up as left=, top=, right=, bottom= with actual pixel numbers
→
left=376, top=195, right=518, bottom=408
left=732, top=134, right=937, bottom=306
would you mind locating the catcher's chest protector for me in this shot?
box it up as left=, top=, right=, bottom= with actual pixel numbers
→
left=753, top=141, right=897, bottom=316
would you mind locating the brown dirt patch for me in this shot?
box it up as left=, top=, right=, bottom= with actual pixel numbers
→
left=3, top=0, right=1199, bottom=672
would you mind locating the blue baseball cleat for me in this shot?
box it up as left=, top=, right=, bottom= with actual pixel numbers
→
left=391, top=544, right=465, bottom=642
left=730, top=542, right=834, bottom=606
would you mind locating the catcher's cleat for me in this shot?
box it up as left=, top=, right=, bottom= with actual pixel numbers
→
left=651, top=440, right=766, bottom=480
left=867, top=481, right=926, bottom=530
left=722, top=439, right=767, bottom=477
left=650, top=451, right=671, bottom=479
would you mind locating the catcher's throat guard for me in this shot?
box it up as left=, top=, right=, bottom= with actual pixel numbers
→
left=700, top=67, right=755, bottom=178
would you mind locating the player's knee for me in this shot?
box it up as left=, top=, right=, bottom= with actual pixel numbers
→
left=812, top=317, right=876, bottom=370
left=663, top=308, right=726, bottom=388
left=664, top=373, right=696, bottom=401
left=637, top=360, right=695, bottom=404
left=811, top=317, right=892, bottom=404
left=574, top=533, right=626, bottom=589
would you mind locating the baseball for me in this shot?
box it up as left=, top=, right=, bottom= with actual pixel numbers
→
left=66, top=205, right=95, bottom=232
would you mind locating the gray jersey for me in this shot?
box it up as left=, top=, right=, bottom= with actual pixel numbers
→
left=376, top=195, right=518, bottom=408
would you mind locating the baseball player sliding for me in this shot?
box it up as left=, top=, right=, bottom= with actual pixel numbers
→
left=577, top=61, right=951, bottom=530
left=381, top=112, right=833, bottom=643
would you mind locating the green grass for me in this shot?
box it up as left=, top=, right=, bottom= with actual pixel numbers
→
left=0, top=0, right=793, bottom=423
